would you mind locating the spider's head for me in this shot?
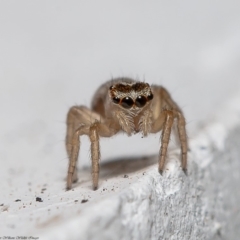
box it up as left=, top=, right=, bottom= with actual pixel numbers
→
left=109, top=82, right=154, bottom=111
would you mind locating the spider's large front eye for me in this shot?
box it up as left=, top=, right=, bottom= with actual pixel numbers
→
left=135, top=95, right=147, bottom=107
left=121, top=97, right=134, bottom=109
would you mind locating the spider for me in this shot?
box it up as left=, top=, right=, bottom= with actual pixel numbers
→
left=66, top=77, right=187, bottom=190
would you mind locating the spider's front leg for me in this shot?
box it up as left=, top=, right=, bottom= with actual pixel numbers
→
left=66, top=106, right=119, bottom=190
left=89, top=122, right=100, bottom=190
left=151, top=109, right=174, bottom=173
left=151, top=87, right=188, bottom=174
left=159, top=110, right=174, bottom=173
left=67, top=122, right=102, bottom=190
left=66, top=124, right=89, bottom=190
left=152, top=108, right=187, bottom=174
left=66, top=106, right=101, bottom=184
left=175, top=111, right=188, bottom=173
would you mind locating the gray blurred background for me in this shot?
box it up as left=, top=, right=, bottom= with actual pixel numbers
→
left=0, top=1, right=240, bottom=176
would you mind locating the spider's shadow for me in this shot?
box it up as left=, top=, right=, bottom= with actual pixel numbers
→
left=78, top=154, right=157, bottom=182
left=99, top=154, right=157, bottom=178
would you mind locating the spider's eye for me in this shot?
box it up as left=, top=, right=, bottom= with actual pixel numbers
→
left=135, top=95, right=147, bottom=107
left=112, top=96, right=120, bottom=104
left=109, top=86, right=114, bottom=90
left=147, top=93, right=154, bottom=101
left=121, top=97, right=134, bottom=109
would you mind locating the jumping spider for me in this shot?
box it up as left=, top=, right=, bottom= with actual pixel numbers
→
left=66, top=77, right=187, bottom=190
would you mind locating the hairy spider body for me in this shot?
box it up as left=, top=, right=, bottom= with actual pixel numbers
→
left=66, top=77, right=187, bottom=190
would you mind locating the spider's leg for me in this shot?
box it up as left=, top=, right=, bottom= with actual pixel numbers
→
left=89, top=120, right=120, bottom=190
left=159, top=110, right=174, bottom=174
left=89, top=122, right=100, bottom=190
left=151, top=86, right=188, bottom=173
left=158, top=87, right=188, bottom=171
left=66, top=105, right=120, bottom=190
left=66, top=125, right=89, bottom=190
left=66, top=106, right=101, bottom=184
left=176, top=112, right=188, bottom=173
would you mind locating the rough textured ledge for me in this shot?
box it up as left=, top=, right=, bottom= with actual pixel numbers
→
left=1, top=93, right=240, bottom=240
left=38, top=97, right=240, bottom=240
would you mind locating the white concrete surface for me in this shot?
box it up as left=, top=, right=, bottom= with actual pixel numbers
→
left=38, top=91, right=240, bottom=240
left=0, top=1, right=240, bottom=239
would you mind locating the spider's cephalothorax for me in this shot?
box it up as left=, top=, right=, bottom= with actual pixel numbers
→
left=109, top=82, right=154, bottom=110
left=66, top=77, right=188, bottom=190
